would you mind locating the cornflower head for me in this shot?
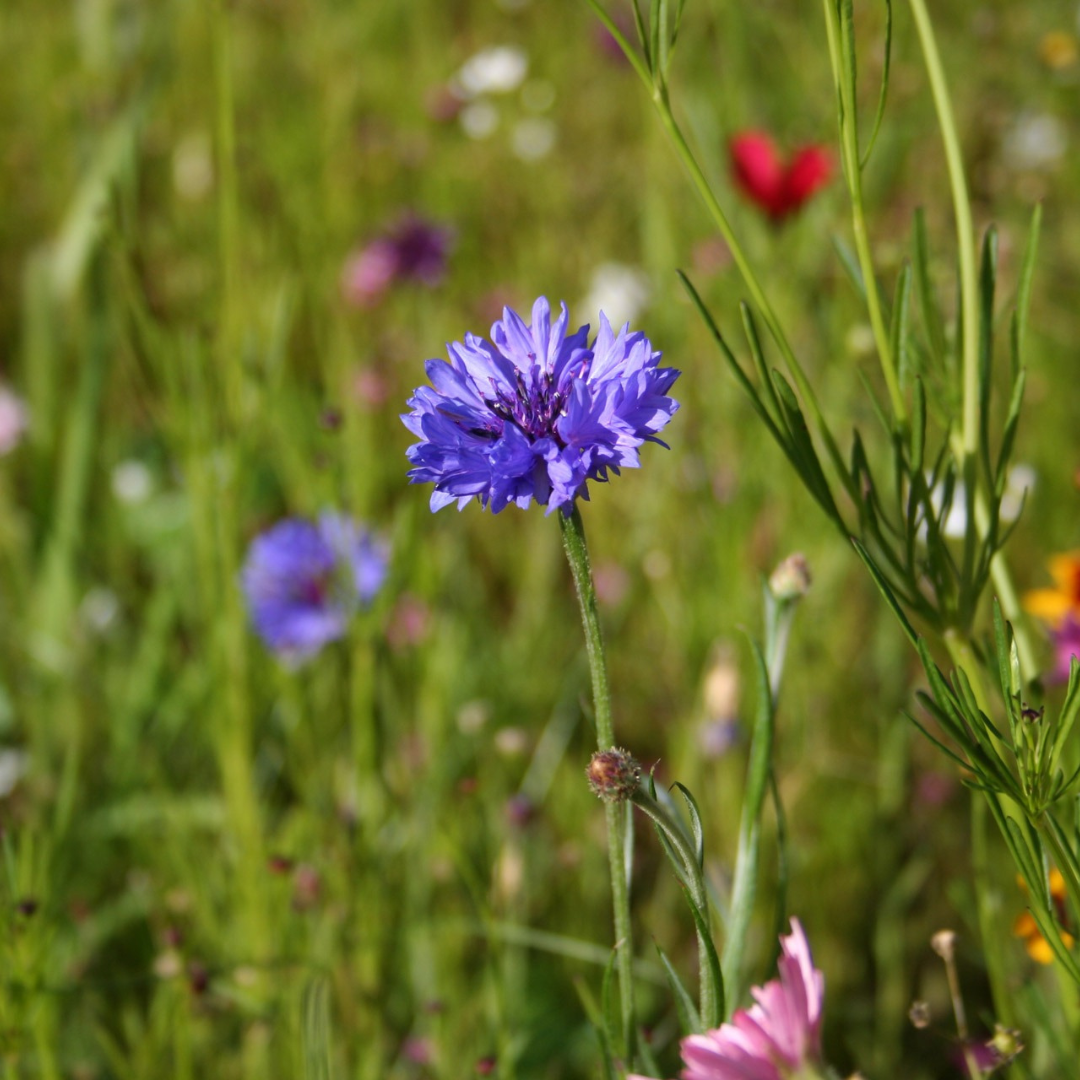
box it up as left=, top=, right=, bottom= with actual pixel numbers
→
left=241, top=514, right=388, bottom=663
left=402, top=296, right=679, bottom=515
left=629, top=919, right=827, bottom=1080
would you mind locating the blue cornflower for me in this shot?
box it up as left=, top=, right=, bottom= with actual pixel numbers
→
left=402, top=296, right=679, bottom=514
left=241, top=514, right=388, bottom=662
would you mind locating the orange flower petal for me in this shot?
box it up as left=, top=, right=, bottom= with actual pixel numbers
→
left=1026, top=935, right=1055, bottom=965
left=1013, top=911, right=1038, bottom=938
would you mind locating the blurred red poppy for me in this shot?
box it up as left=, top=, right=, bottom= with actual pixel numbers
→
left=729, top=131, right=832, bottom=221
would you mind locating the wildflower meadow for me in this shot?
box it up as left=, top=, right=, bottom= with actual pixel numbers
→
left=3, top=0, right=1080, bottom=1077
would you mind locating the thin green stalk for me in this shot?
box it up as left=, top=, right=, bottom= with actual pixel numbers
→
left=650, top=94, right=853, bottom=496
left=823, top=0, right=906, bottom=427
left=212, top=0, right=242, bottom=423
left=559, top=507, right=635, bottom=1060
left=907, top=0, right=978, bottom=459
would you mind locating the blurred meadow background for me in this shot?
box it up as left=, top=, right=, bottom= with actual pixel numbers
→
left=1, top=0, right=1079, bottom=1076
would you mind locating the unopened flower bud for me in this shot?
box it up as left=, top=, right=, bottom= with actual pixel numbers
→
left=931, top=929, right=957, bottom=961
left=768, top=553, right=811, bottom=602
left=586, top=748, right=641, bottom=803
left=988, top=1024, right=1024, bottom=1063
left=908, top=1000, right=932, bottom=1029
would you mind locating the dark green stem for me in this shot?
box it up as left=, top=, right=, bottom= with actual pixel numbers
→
left=559, top=506, right=635, bottom=1061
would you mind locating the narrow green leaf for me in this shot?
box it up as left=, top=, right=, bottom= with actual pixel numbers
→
left=851, top=538, right=919, bottom=646
left=903, top=708, right=970, bottom=769
left=860, top=0, right=893, bottom=169
left=655, top=941, right=702, bottom=1035
left=686, top=893, right=724, bottom=1027
left=740, top=303, right=785, bottom=427
left=832, top=235, right=867, bottom=301
left=912, top=208, right=947, bottom=367
left=671, top=782, right=705, bottom=870
left=1012, top=202, right=1043, bottom=370
left=977, top=227, right=998, bottom=482
left=1051, top=657, right=1080, bottom=775
left=910, top=377, right=927, bottom=472
left=302, top=978, right=333, bottom=1080
left=995, top=367, right=1026, bottom=490
left=771, top=370, right=842, bottom=524
left=890, top=261, right=913, bottom=388
left=649, top=0, right=661, bottom=78
left=573, top=974, right=617, bottom=1080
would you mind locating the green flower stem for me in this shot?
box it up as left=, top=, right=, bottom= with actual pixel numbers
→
left=559, top=507, right=635, bottom=1060
left=907, top=0, right=978, bottom=461
left=822, top=0, right=906, bottom=428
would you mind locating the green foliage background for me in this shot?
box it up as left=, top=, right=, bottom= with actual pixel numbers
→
left=0, top=0, right=1076, bottom=1076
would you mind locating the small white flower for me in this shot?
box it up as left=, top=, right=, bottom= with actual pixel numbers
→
left=0, top=750, right=28, bottom=799
left=918, top=463, right=1033, bottom=542
left=456, top=46, right=528, bottom=98
left=1003, top=112, right=1067, bottom=171
left=459, top=100, right=499, bottom=140
left=511, top=118, right=556, bottom=161
left=582, top=262, right=652, bottom=329
left=112, top=460, right=154, bottom=504
left=80, top=587, right=120, bottom=633
left=0, top=387, right=29, bottom=456
left=172, top=132, right=214, bottom=201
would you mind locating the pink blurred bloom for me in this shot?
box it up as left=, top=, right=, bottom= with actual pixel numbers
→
left=677, top=919, right=824, bottom=1080
left=1050, top=615, right=1080, bottom=683
left=341, top=214, right=455, bottom=307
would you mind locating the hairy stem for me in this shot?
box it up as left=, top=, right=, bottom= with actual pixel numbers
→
left=560, top=507, right=636, bottom=1060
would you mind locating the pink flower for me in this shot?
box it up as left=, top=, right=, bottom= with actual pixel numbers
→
left=341, top=213, right=455, bottom=307
left=1050, top=615, right=1080, bottom=683
left=630, top=919, right=825, bottom=1080
left=729, top=132, right=832, bottom=222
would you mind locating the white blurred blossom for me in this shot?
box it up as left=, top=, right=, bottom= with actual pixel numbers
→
left=456, top=46, right=528, bottom=98
left=0, top=750, right=28, bottom=799
left=919, top=463, right=1034, bottom=541
left=0, top=387, right=29, bottom=455
left=581, top=262, right=651, bottom=329
left=80, top=587, right=120, bottom=633
left=511, top=118, right=556, bottom=161
left=1003, top=112, right=1067, bottom=171
left=172, top=132, right=214, bottom=200
left=459, top=100, right=499, bottom=140
left=112, top=460, right=154, bottom=504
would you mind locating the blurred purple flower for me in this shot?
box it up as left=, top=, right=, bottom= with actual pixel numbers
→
left=665, top=919, right=824, bottom=1080
left=241, top=514, right=388, bottom=662
left=341, top=214, right=455, bottom=307
left=1051, top=615, right=1080, bottom=683
left=402, top=296, right=679, bottom=515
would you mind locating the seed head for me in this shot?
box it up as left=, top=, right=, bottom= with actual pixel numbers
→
left=587, top=748, right=642, bottom=803
left=768, top=553, right=812, bottom=602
